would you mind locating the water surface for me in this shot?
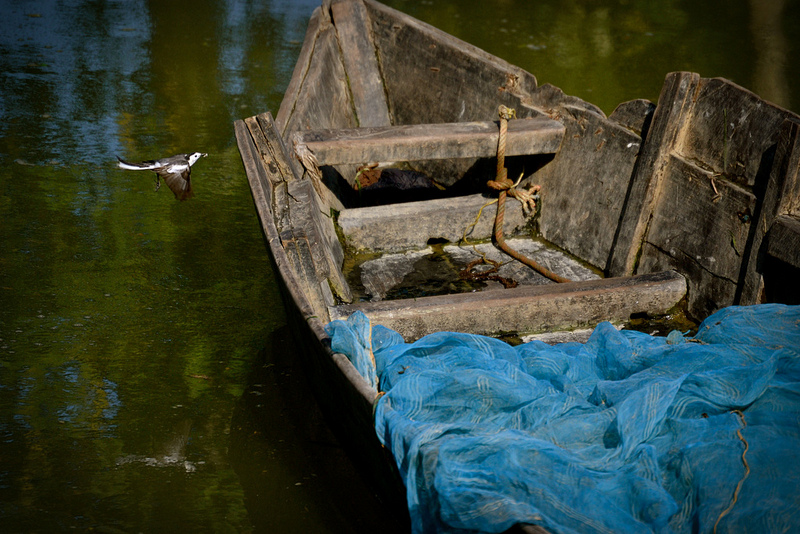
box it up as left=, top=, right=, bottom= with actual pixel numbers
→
left=1, top=0, right=797, bottom=532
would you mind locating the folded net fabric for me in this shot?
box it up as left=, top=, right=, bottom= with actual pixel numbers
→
left=326, top=305, right=800, bottom=533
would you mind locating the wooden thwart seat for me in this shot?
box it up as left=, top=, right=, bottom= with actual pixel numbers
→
left=330, top=270, right=687, bottom=341
left=293, top=115, right=565, bottom=165
left=337, top=193, right=531, bottom=252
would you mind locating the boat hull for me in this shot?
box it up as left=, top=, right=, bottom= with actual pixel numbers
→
left=235, top=1, right=800, bottom=530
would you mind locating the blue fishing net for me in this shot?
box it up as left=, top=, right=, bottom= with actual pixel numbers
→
left=326, top=304, right=800, bottom=533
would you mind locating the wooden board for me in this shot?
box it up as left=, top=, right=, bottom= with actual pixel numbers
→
left=338, top=192, right=530, bottom=252
left=331, top=270, right=686, bottom=341
left=608, top=99, right=656, bottom=136
left=235, top=119, right=278, bottom=244
left=287, top=179, right=353, bottom=302
left=330, top=0, right=391, bottom=128
left=679, top=77, right=792, bottom=188
left=528, top=102, right=644, bottom=272
left=241, top=111, right=353, bottom=315
left=638, top=155, right=756, bottom=317
left=244, top=112, right=300, bottom=232
left=768, top=215, right=800, bottom=268
left=281, top=21, right=357, bottom=136
left=365, top=0, right=538, bottom=126
left=276, top=6, right=325, bottom=133
left=295, top=116, right=565, bottom=165
left=645, top=154, right=756, bottom=282
left=773, top=119, right=800, bottom=217
left=608, top=72, right=800, bottom=318
left=364, top=0, right=542, bottom=186
left=608, top=72, right=700, bottom=277
left=738, top=118, right=800, bottom=303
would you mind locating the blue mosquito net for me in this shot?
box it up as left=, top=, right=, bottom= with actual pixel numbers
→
left=326, top=304, right=800, bottom=533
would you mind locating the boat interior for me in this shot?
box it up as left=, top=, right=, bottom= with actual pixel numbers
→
left=235, top=0, right=800, bottom=342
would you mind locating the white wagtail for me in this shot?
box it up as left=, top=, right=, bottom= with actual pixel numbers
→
left=117, top=152, right=207, bottom=200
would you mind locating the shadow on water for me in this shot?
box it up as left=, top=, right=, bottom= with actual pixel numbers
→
left=230, top=326, right=405, bottom=533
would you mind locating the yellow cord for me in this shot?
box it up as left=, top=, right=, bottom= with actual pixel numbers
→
left=713, top=410, right=750, bottom=533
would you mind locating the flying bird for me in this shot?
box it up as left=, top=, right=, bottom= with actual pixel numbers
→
left=117, top=152, right=207, bottom=200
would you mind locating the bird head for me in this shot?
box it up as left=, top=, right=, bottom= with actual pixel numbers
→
left=187, top=152, right=207, bottom=166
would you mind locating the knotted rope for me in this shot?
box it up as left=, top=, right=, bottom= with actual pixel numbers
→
left=488, top=105, right=571, bottom=284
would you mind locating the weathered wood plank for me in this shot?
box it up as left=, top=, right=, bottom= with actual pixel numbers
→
left=243, top=116, right=282, bottom=187
left=767, top=215, right=800, bottom=268
left=646, top=154, right=756, bottom=282
left=330, top=0, right=391, bottom=128
left=680, top=77, right=792, bottom=187
left=295, top=116, right=565, bottom=164
left=364, top=0, right=543, bottom=186
left=330, top=271, right=687, bottom=341
left=638, top=154, right=756, bottom=318
left=529, top=103, right=642, bottom=272
left=775, top=119, right=800, bottom=216
left=234, top=119, right=277, bottom=243
left=281, top=21, right=357, bottom=136
left=241, top=113, right=297, bottom=238
left=279, top=19, right=364, bottom=191
left=275, top=6, right=326, bottom=134
left=608, top=72, right=800, bottom=317
left=244, top=112, right=334, bottom=314
left=608, top=71, right=701, bottom=277
left=252, top=112, right=299, bottom=184
left=338, top=193, right=530, bottom=253
left=287, top=179, right=353, bottom=302
left=638, top=242, right=738, bottom=321
left=261, top=109, right=346, bottom=213
left=242, top=111, right=352, bottom=309
left=365, top=0, right=538, bottom=126
left=282, top=227, right=335, bottom=317
left=738, top=118, right=800, bottom=304
left=609, top=99, right=655, bottom=136
left=235, top=118, right=329, bottom=324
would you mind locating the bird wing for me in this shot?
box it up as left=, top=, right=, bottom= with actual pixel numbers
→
left=117, top=156, right=163, bottom=171
left=157, top=167, right=193, bottom=201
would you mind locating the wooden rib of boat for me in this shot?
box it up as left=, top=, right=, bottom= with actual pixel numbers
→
left=234, top=0, right=800, bottom=529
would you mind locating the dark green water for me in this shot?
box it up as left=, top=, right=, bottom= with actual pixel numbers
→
left=0, top=0, right=797, bottom=532
left=389, top=0, right=799, bottom=115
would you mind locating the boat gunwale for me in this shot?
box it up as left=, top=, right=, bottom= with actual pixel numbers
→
left=235, top=118, right=380, bottom=408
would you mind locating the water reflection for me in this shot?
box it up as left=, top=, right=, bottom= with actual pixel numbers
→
left=750, top=0, right=790, bottom=108
left=0, top=0, right=344, bottom=531
left=386, top=0, right=798, bottom=114
left=230, top=326, right=404, bottom=533
left=0, top=0, right=798, bottom=532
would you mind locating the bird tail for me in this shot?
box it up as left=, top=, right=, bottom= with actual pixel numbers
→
left=117, top=156, right=158, bottom=171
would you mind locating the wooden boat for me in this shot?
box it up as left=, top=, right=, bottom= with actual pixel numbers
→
left=234, top=0, right=800, bottom=529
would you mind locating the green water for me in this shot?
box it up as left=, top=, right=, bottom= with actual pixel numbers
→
left=390, top=0, right=799, bottom=115
left=0, top=0, right=797, bottom=532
